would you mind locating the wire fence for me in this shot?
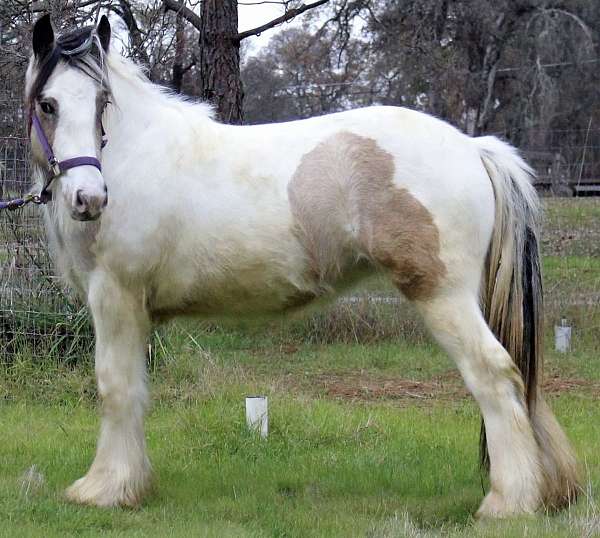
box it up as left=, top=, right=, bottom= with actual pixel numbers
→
left=0, top=132, right=93, bottom=364
left=0, top=95, right=598, bottom=363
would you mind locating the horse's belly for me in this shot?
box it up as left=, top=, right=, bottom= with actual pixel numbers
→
left=149, top=273, right=314, bottom=321
left=147, top=240, right=321, bottom=320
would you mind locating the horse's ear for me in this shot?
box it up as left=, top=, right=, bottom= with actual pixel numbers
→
left=97, top=15, right=111, bottom=52
left=33, top=14, right=54, bottom=59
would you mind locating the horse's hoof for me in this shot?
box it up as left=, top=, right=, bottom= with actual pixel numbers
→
left=475, top=491, right=538, bottom=519
left=65, top=471, right=150, bottom=508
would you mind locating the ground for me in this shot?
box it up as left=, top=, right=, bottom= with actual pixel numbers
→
left=0, top=198, right=599, bottom=537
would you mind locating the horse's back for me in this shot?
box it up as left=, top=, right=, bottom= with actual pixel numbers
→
left=226, top=105, right=495, bottom=258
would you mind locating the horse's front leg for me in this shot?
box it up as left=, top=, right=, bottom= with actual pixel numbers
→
left=66, top=271, right=152, bottom=507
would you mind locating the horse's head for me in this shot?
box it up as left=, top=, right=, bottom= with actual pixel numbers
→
left=26, top=14, right=112, bottom=221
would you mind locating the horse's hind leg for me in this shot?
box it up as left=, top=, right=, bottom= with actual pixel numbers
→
left=66, top=271, right=151, bottom=507
left=416, top=289, right=544, bottom=517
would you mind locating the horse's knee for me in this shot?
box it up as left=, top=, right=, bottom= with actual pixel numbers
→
left=96, top=364, right=148, bottom=416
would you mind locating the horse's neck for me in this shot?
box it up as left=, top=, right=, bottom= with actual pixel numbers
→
left=105, top=59, right=215, bottom=153
left=104, top=72, right=163, bottom=141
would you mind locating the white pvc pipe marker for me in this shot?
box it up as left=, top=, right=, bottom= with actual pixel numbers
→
left=245, top=396, right=268, bottom=438
left=554, top=318, right=572, bottom=353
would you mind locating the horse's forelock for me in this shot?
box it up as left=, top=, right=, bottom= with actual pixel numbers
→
left=56, top=25, right=95, bottom=52
left=27, top=25, right=110, bottom=115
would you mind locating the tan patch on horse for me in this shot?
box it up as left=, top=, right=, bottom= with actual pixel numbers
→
left=31, top=98, right=58, bottom=165
left=288, top=131, right=445, bottom=300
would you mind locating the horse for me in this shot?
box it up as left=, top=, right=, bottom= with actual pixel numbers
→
left=24, top=14, right=579, bottom=517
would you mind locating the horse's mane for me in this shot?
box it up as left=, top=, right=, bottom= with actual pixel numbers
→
left=105, top=51, right=215, bottom=120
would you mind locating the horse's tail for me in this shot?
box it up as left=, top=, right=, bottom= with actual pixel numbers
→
left=476, top=136, right=541, bottom=420
left=475, top=135, right=579, bottom=508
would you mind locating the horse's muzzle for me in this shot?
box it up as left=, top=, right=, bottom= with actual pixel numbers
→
left=72, top=187, right=108, bottom=221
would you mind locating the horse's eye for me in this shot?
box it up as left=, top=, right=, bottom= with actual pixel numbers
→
left=40, top=101, right=55, bottom=115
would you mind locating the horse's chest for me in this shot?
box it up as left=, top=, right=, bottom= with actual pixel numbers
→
left=45, top=214, right=98, bottom=297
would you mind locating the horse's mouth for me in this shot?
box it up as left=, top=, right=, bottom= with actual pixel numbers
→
left=71, top=210, right=102, bottom=222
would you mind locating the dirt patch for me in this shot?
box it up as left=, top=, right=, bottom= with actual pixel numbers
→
left=310, top=371, right=600, bottom=405
left=542, top=374, right=600, bottom=395
left=314, top=371, right=468, bottom=405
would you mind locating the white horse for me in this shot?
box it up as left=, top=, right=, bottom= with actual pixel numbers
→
left=25, top=15, right=579, bottom=517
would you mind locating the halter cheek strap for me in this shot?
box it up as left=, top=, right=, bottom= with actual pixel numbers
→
left=0, top=112, right=106, bottom=210
left=30, top=112, right=103, bottom=202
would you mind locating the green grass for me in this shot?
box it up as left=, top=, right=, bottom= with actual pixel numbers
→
left=540, top=198, right=600, bottom=258
left=1, top=331, right=599, bottom=537
left=543, top=256, right=600, bottom=283
left=1, top=394, right=599, bottom=537
left=542, top=198, right=600, bottom=228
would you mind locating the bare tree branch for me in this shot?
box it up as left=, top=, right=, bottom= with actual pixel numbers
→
left=238, top=1, right=290, bottom=5
left=163, top=0, right=329, bottom=44
left=113, top=0, right=151, bottom=66
left=529, top=7, right=593, bottom=42
left=27, top=0, right=102, bottom=15
left=235, top=0, right=329, bottom=42
left=162, top=0, right=202, bottom=31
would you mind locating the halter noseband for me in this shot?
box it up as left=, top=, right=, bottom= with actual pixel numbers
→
left=29, top=111, right=104, bottom=203
left=0, top=114, right=105, bottom=211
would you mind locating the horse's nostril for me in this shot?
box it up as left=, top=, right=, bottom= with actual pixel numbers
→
left=75, top=189, right=86, bottom=210
left=73, top=189, right=105, bottom=217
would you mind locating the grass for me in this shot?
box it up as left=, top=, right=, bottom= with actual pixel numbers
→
left=1, top=397, right=599, bottom=537
left=1, top=395, right=599, bottom=537
left=0, top=197, right=599, bottom=536
left=542, top=198, right=600, bottom=228
left=1, top=330, right=599, bottom=537
left=541, top=198, right=600, bottom=258
left=543, top=256, right=600, bottom=285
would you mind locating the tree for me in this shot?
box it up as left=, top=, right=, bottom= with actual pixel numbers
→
left=1, top=0, right=598, bottom=169
left=0, top=0, right=330, bottom=125
left=163, top=0, right=330, bottom=123
left=364, top=0, right=598, bottom=136
left=243, top=27, right=372, bottom=123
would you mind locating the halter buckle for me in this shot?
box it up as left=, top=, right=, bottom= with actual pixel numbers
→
left=49, top=158, right=61, bottom=177
left=22, top=192, right=43, bottom=205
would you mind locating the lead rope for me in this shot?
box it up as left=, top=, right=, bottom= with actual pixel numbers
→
left=0, top=193, right=44, bottom=211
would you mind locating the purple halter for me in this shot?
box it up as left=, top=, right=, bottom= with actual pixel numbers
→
left=0, top=114, right=106, bottom=211
left=29, top=112, right=103, bottom=203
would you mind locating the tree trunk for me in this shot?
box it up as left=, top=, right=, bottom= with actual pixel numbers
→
left=118, top=0, right=151, bottom=69
left=199, top=0, right=244, bottom=124
left=172, top=12, right=185, bottom=92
